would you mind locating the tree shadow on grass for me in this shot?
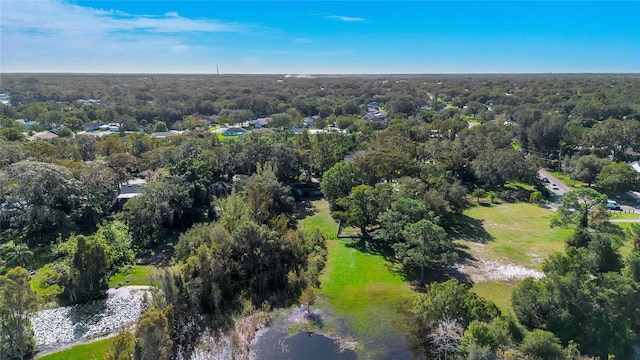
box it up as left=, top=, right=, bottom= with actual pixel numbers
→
left=448, top=214, right=494, bottom=244
left=293, top=199, right=318, bottom=220
left=344, top=236, right=396, bottom=261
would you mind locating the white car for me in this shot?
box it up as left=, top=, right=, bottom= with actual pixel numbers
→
left=551, top=184, right=559, bottom=190
left=606, top=200, right=621, bottom=211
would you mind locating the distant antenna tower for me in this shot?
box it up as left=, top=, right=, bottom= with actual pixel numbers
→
left=217, top=65, right=219, bottom=76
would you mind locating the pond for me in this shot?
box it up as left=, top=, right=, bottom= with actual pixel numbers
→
left=252, top=328, right=357, bottom=360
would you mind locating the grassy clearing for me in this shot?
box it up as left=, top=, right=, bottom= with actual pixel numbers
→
left=29, top=264, right=64, bottom=305
left=298, top=199, right=415, bottom=357
left=610, top=211, right=640, bottom=220
left=470, top=281, right=517, bottom=314
left=453, top=203, right=572, bottom=312
left=108, top=265, right=158, bottom=288
left=297, top=199, right=339, bottom=239
left=454, top=203, right=572, bottom=268
left=320, top=239, right=415, bottom=356
left=37, top=338, right=111, bottom=360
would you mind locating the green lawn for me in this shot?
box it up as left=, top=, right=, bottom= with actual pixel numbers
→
left=454, top=203, right=572, bottom=268
left=470, top=281, right=516, bottom=313
left=610, top=212, right=640, bottom=220
left=297, top=199, right=339, bottom=239
left=320, top=238, right=415, bottom=357
left=453, top=203, right=573, bottom=312
left=29, top=264, right=64, bottom=305
left=108, top=265, right=158, bottom=288
left=37, top=338, right=111, bottom=360
left=299, top=200, right=415, bottom=357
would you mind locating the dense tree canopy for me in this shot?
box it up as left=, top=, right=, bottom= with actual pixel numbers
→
left=1, top=73, right=639, bottom=359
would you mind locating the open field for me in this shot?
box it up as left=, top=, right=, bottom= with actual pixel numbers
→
left=451, top=202, right=572, bottom=312
left=108, top=265, right=159, bottom=288
left=453, top=203, right=572, bottom=268
left=319, top=239, right=415, bottom=357
left=37, top=338, right=110, bottom=360
left=299, top=199, right=415, bottom=358
left=296, top=199, right=339, bottom=239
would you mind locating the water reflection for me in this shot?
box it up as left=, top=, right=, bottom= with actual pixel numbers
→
left=253, top=329, right=357, bottom=360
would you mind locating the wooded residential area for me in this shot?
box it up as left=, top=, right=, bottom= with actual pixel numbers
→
left=1, top=73, right=639, bottom=359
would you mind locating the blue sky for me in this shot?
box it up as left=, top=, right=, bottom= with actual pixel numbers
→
left=1, top=1, right=639, bottom=73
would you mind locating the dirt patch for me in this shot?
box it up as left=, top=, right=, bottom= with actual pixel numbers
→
left=453, top=259, right=544, bottom=283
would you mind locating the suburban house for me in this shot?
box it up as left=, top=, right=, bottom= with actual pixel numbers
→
left=222, top=127, right=248, bottom=137
left=303, top=115, right=319, bottom=128
left=151, top=130, right=181, bottom=138
left=0, top=202, right=22, bottom=223
left=29, top=131, right=58, bottom=140
left=290, top=182, right=323, bottom=199
left=84, top=123, right=103, bottom=132
left=99, top=123, right=121, bottom=132
left=112, top=178, right=146, bottom=209
left=14, top=118, right=36, bottom=129
left=0, top=93, right=10, bottom=105
left=252, top=128, right=276, bottom=135
left=249, top=117, right=269, bottom=129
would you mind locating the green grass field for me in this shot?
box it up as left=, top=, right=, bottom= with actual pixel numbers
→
left=296, top=200, right=339, bottom=239
left=452, top=203, right=573, bottom=312
left=454, top=203, right=572, bottom=268
left=29, top=263, right=64, bottom=305
left=298, top=199, right=415, bottom=357
left=37, top=338, right=111, bottom=360
left=108, top=265, right=158, bottom=288
left=470, top=281, right=516, bottom=313
left=320, top=239, right=415, bottom=357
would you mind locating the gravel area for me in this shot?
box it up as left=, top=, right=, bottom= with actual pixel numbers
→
left=454, top=260, right=544, bottom=282
left=30, top=286, right=149, bottom=354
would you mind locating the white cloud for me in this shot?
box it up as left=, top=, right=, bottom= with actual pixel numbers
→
left=0, top=0, right=252, bottom=72
left=327, top=15, right=365, bottom=22
left=0, top=0, right=242, bottom=35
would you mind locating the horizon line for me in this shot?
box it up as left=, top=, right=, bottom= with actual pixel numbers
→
left=2, top=72, right=639, bottom=76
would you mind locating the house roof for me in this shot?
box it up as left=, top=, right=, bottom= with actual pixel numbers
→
left=631, top=161, right=640, bottom=174
left=117, top=178, right=146, bottom=199
left=223, top=127, right=248, bottom=134
left=29, top=132, right=58, bottom=140
left=151, top=131, right=180, bottom=138
left=252, top=128, right=275, bottom=134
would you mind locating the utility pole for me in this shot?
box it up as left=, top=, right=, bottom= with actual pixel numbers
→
left=557, top=149, right=562, bottom=172
left=217, top=65, right=219, bottom=76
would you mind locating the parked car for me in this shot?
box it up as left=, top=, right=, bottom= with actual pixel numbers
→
left=551, top=183, right=559, bottom=190
left=606, top=200, right=621, bottom=211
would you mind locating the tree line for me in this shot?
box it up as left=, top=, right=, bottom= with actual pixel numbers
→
left=0, top=73, right=639, bottom=359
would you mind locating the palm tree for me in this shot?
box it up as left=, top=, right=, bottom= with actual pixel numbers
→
left=5, top=243, right=34, bottom=268
left=471, top=188, right=487, bottom=204
left=488, top=191, right=499, bottom=204
left=529, top=191, right=544, bottom=204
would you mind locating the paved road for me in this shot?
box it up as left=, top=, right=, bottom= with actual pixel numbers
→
left=539, top=169, right=640, bottom=214
left=538, top=169, right=571, bottom=196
